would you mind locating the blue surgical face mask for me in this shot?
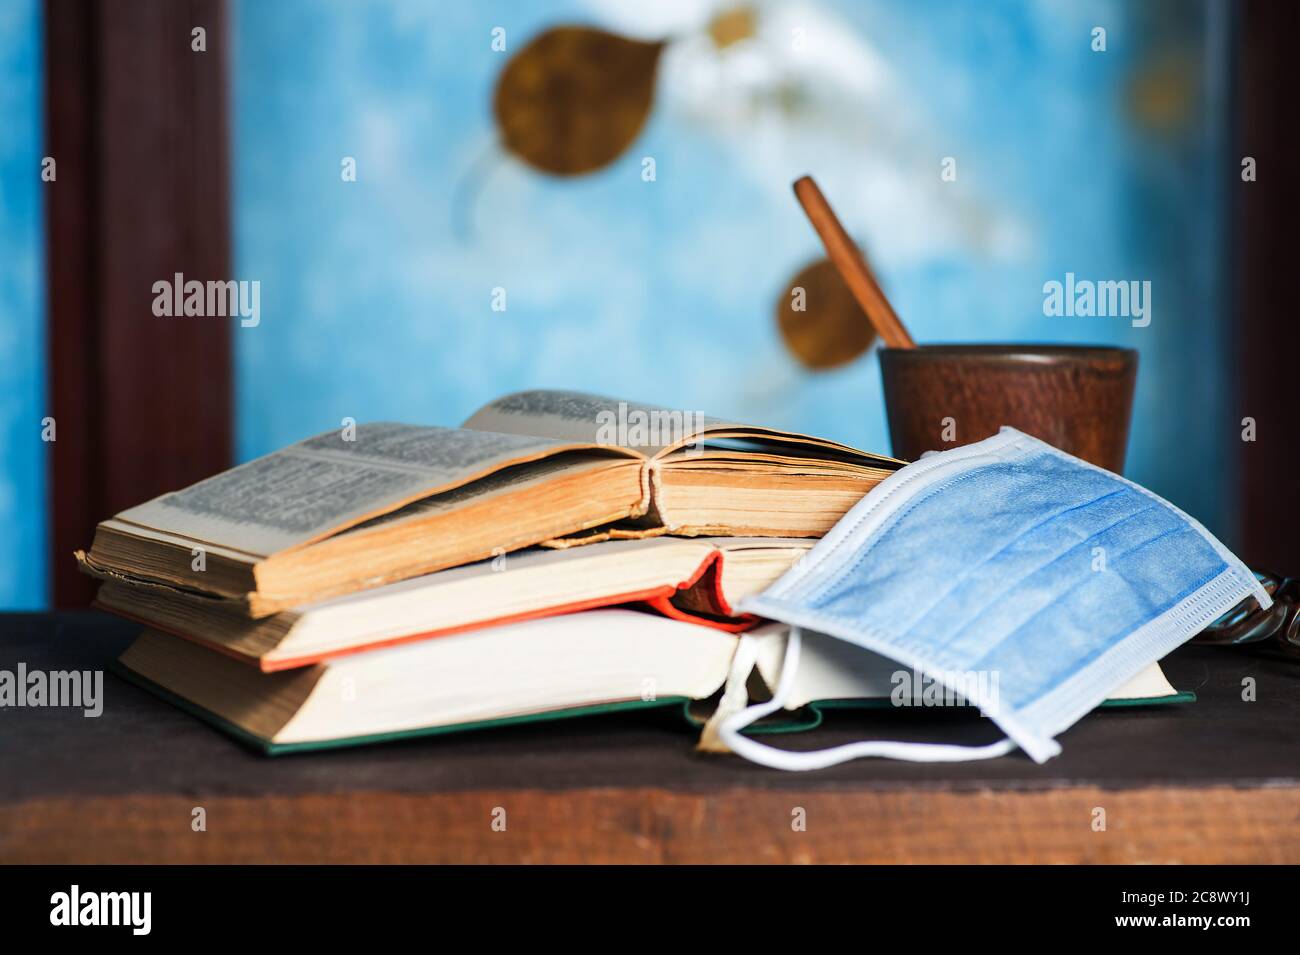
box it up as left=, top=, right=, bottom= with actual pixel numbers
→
left=724, top=428, right=1269, bottom=769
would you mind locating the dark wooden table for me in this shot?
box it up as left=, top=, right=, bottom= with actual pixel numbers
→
left=2, top=611, right=1297, bottom=863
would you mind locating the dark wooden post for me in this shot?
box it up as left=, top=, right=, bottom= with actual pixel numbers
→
left=1231, top=0, right=1300, bottom=571
left=44, top=0, right=233, bottom=606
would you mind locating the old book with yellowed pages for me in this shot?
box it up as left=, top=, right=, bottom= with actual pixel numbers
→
left=463, top=390, right=901, bottom=544
left=77, top=390, right=900, bottom=616
left=115, top=610, right=1190, bottom=756
left=94, top=537, right=815, bottom=671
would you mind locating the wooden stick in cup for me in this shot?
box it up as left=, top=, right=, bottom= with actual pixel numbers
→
left=792, top=175, right=917, bottom=349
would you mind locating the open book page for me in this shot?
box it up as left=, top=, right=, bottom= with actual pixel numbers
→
left=327, top=451, right=638, bottom=538
left=463, top=389, right=716, bottom=457
left=113, top=423, right=597, bottom=559
left=464, top=389, right=900, bottom=463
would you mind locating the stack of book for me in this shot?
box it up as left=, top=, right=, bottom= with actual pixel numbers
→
left=81, top=390, right=1186, bottom=754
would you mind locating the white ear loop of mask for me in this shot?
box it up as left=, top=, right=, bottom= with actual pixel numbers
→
left=716, top=628, right=1019, bottom=771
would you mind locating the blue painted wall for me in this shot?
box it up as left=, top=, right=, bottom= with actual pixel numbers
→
left=0, top=0, right=47, bottom=609
left=0, top=0, right=1238, bottom=607
left=232, top=0, right=1234, bottom=541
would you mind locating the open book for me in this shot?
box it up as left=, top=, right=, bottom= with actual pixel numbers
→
left=116, top=609, right=1190, bottom=754
left=78, top=390, right=900, bottom=616
left=95, top=537, right=814, bottom=671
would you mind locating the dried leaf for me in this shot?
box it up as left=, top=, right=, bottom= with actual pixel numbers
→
left=777, top=258, right=876, bottom=370
left=493, top=26, right=664, bottom=176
